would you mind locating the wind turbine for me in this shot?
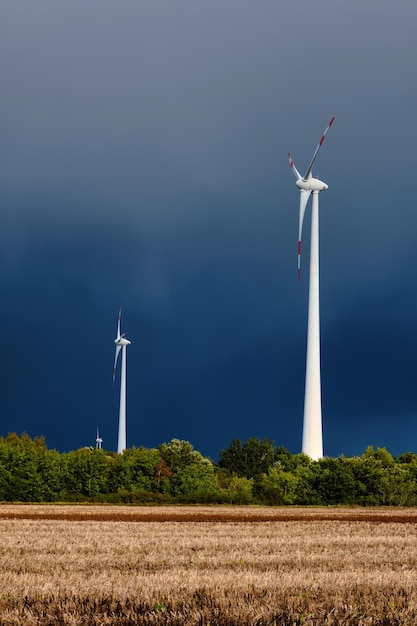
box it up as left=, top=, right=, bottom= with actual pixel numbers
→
left=288, top=116, right=335, bottom=461
left=95, top=427, right=103, bottom=449
left=113, top=308, right=131, bottom=454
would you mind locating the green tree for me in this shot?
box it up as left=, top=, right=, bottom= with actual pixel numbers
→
left=159, top=439, right=216, bottom=498
left=258, top=466, right=299, bottom=505
left=378, top=465, right=417, bottom=506
left=158, top=439, right=199, bottom=472
left=397, top=452, right=417, bottom=464
left=274, top=446, right=299, bottom=472
left=226, top=475, right=254, bottom=504
left=348, top=447, right=396, bottom=505
left=37, top=447, right=64, bottom=501
left=113, top=447, right=162, bottom=492
left=218, top=438, right=275, bottom=479
left=313, top=457, right=356, bottom=505
left=293, top=457, right=319, bottom=505
left=61, top=448, right=111, bottom=499
left=174, top=462, right=217, bottom=499
left=0, top=433, right=55, bottom=501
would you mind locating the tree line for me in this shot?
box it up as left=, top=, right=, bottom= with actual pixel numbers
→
left=1, top=433, right=417, bottom=505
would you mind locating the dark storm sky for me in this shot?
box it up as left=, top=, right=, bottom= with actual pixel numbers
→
left=1, top=1, right=417, bottom=459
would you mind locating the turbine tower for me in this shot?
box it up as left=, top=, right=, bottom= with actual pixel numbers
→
left=113, top=308, right=131, bottom=454
left=288, top=116, right=335, bottom=460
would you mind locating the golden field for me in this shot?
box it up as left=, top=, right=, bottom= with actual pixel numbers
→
left=0, top=505, right=417, bottom=625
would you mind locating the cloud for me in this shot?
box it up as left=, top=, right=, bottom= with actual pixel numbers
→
left=0, top=1, right=416, bottom=457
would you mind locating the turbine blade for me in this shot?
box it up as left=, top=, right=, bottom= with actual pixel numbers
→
left=113, top=345, right=122, bottom=386
left=298, top=189, right=311, bottom=281
left=288, top=153, right=302, bottom=180
left=303, top=116, right=335, bottom=180
left=116, top=308, right=122, bottom=340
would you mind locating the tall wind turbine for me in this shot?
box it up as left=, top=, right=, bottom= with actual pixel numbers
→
left=113, top=308, right=131, bottom=454
left=288, top=116, right=335, bottom=460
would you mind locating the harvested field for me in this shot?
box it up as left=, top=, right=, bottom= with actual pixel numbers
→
left=0, top=505, right=417, bottom=625
left=2, top=503, right=417, bottom=523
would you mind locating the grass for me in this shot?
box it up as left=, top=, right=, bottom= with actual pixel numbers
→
left=0, top=505, right=416, bottom=624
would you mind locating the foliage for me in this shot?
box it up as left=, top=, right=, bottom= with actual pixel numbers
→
left=0, top=434, right=417, bottom=505
left=258, top=466, right=298, bottom=505
left=218, top=437, right=275, bottom=479
left=158, top=439, right=218, bottom=497
left=0, top=433, right=63, bottom=502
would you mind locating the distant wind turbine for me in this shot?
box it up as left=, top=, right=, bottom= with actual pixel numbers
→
left=95, top=427, right=103, bottom=450
left=288, top=116, right=335, bottom=460
left=113, top=308, right=131, bottom=454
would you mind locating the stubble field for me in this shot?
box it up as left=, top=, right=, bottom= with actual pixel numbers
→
left=1, top=505, right=417, bottom=625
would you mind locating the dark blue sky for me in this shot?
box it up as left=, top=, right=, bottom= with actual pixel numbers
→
left=1, top=1, right=416, bottom=459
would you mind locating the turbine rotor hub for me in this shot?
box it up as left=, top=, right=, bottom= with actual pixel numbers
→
left=296, top=177, right=328, bottom=192
left=115, top=337, right=131, bottom=346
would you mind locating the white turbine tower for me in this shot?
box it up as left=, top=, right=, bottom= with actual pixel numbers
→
left=288, top=116, right=335, bottom=461
left=113, top=308, right=131, bottom=454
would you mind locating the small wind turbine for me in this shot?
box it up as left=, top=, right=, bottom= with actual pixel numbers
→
left=95, top=428, right=103, bottom=449
left=288, top=116, right=335, bottom=460
left=113, top=308, right=131, bottom=454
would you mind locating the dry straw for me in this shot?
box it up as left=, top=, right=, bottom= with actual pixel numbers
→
left=0, top=505, right=416, bottom=625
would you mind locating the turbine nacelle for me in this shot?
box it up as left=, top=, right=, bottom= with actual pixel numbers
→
left=296, top=177, right=328, bottom=192
left=115, top=337, right=131, bottom=346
